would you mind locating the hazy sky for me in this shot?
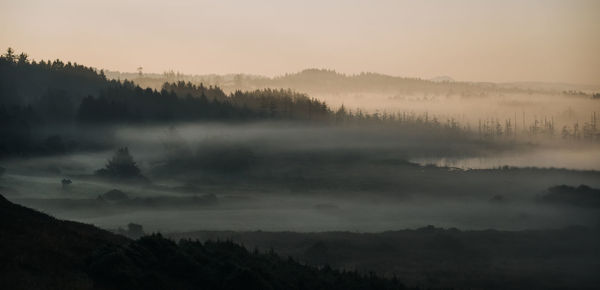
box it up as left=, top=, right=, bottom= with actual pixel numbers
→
left=1, top=0, right=599, bottom=84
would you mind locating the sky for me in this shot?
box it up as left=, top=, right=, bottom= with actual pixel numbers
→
left=1, top=0, right=599, bottom=84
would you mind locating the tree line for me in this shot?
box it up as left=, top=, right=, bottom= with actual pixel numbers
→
left=1, top=48, right=476, bottom=157
left=1, top=48, right=332, bottom=125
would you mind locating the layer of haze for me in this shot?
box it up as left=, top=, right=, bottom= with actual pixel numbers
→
left=1, top=0, right=599, bottom=84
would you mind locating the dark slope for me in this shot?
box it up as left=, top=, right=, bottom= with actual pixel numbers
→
left=87, top=235, right=406, bottom=290
left=0, top=194, right=129, bottom=289
left=0, top=195, right=406, bottom=290
left=169, top=227, right=600, bottom=289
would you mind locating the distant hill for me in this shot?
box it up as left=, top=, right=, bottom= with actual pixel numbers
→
left=0, top=195, right=406, bottom=290
left=540, top=184, right=600, bottom=208
left=106, top=68, right=599, bottom=96
left=429, top=76, right=455, bottom=83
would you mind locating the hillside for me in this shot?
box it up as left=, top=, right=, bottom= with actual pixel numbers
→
left=107, top=68, right=600, bottom=96
left=0, top=194, right=128, bottom=289
left=0, top=195, right=406, bottom=290
left=168, top=226, right=600, bottom=289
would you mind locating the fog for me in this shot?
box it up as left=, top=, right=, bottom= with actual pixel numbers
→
left=42, top=196, right=599, bottom=233
left=113, top=68, right=600, bottom=140
left=317, top=91, right=599, bottom=129
left=411, top=146, right=600, bottom=171
left=2, top=122, right=599, bottom=234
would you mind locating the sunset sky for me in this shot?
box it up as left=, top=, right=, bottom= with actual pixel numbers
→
left=1, top=0, right=599, bottom=84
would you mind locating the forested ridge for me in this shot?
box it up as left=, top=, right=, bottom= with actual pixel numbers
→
left=0, top=48, right=465, bottom=157
left=0, top=48, right=331, bottom=124
left=0, top=48, right=327, bottom=157
left=0, top=48, right=466, bottom=125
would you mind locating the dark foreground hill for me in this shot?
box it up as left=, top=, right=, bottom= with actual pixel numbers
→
left=0, top=194, right=406, bottom=290
left=0, top=194, right=128, bottom=289
left=169, top=226, right=600, bottom=289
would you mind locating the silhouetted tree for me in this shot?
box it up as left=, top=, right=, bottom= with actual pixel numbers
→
left=17, top=53, right=28, bottom=65
left=2, top=47, right=15, bottom=62
left=96, top=147, right=143, bottom=180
